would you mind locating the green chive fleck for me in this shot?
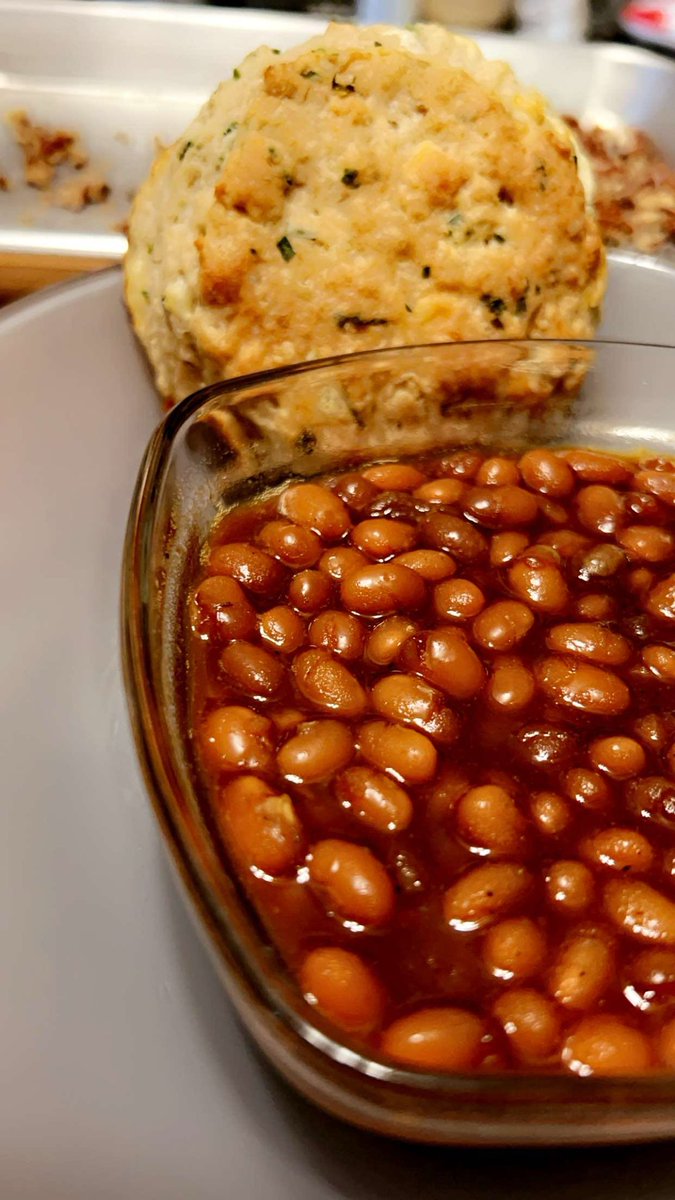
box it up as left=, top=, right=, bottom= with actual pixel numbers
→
left=300, top=68, right=319, bottom=79
left=277, top=236, right=295, bottom=262
left=233, top=67, right=241, bottom=80
left=142, top=290, right=149, bottom=302
left=224, top=122, right=238, bottom=136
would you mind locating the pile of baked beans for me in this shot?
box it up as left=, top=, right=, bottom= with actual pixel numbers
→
left=187, top=445, right=675, bottom=1076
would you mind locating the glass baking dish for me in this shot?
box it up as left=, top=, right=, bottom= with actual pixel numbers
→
left=122, top=339, right=675, bottom=1146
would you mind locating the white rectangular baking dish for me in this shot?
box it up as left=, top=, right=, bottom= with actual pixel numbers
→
left=1, top=1, right=674, bottom=290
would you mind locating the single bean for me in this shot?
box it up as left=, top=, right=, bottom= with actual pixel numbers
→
left=537, top=496, right=569, bottom=526
left=563, top=767, right=613, bottom=814
left=538, top=529, right=591, bottom=559
left=359, top=720, right=438, bottom=784
left=529, top=791, right=572, bottom=837
left=309, top=610, right=365, bottom=660
left=434, top=578, right=485, bottom=622
left=271, top=707, right=305, bottom=733
left=464, top=485, right=538, bottom=529
left=487, top=656, right=535, bottom=712
left=309, top=839, right=395, bottom=926
left=549, top=933, right=614, bottom=1010
left=456, top=785, right=527, bottom=855
left=380, top=1008, right=486, bottom=1071
left=341, top=562, right=425, bottom=616
left=515, top=723, right=578, bottom=773
left=626, top=776, right=675, bottom=833
left=441, top=450, right=483, bottom=479
left=483, top=917, right=546, bottom=983
left=443, top=862, right=532, bottom=931
left=362, top=463, right=428, bottom=491
left=288, top=569, right=332, bottom=614
left=519, top=449, right=574, bottom=497
left=633, top=468, right=675, bottom=506
left=277, top=720, right=354, bottom=784
left=258, top=606, right=305, bottom=654
left=278, top=482, right=351, bottom=539
left=393, top=549, right=456, bottom=581
left=425, top=768, right=472, bottom=825
left=633, top=714, right=674, bottom=752
left=208, top=542, right=284, bottom=594
left=421, top=512, right=488, bottom=563
left=472, top=601, right=534, bottom=652
left=300, top=947, right=383, bottom=1033
left=318, top=546, right=368, bottom=581
left=404, top=628, right=485, bottom=699
left=336, top=766, right=413, bottom=833
left=413, top=478, right=466, bottom=504
left=574, top=542, right=626, bottom=583
left=200, top=705, right=275, bottom=774
left=365, top=616, right=418, bottom=666
left=535, top=656, right=630, bottom=716
left=642, top=644, right=675, bottom=684
left=475, top=457, right=521, bottom=487
left=604, top=878, right=675, bottom=944
left=216, top=775, right=303, bottom=875
left=645, top=574, right=675, bottom=621
left=352, top=518, right=417, bottom=559
left=544, top=861, right=595, bottom=916
left=490, top=532, right=530, bottom=567
left=589, top=736, right=646, bottom=779
left=292, top=649, right=366, bottom=718
left=562, top=448, right=632, bottom=485
left=577, top=485, right=625, bottom=535
left=492, top=988, right=561, bottom=1062
left=618, top=525, right=675, bottom=564
left=258, top=520, right=322, bottom=568
left=508, top=552, right=569, bottom=614
left=371, top=674, right=460, bottom=743
left=628, top=567, right=655, bottom=597
left=624, top=950, right=675, bottom=1014
left=192, top=575, right=257, bottom=640
left=219, top=641, right=284, bottom=698
left=580, top=827, right=655, bottom=875
left=562, top=1015, right=652, bottom=1076
left=574, top=593, right=617, bottom=621
left=332, top=473, right=379, bottom=513
left=545, top=622, right=630, bottom=666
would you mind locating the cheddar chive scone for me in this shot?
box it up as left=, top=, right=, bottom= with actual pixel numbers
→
left=125, top=23, right=605, bottom=405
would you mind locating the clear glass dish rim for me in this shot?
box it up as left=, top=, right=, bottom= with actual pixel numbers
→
left=122, top=337, right=675, bottom=1106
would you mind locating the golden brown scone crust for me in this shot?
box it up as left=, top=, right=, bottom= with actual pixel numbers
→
left=125, top=23, right=605, bottom=404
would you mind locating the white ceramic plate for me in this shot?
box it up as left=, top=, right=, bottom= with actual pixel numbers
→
left=2, top=263, right=675, bottom=1199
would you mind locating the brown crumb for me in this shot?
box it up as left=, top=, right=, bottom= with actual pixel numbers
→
left=53, top=175, right=111, bottom=212
left=565, top=116, right=675, bottom=255
left=112, top=218, right=130, bottom=236
left=0, top=172, right=9, bottom=192
left=7, top=109, right=89, bottom=190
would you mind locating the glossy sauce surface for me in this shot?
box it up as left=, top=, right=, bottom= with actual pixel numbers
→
left=187, top=448, right=675, bottom=1076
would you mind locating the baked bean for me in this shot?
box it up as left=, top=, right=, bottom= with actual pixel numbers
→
left=564, top=768, right=612, bottom=814
left=536, top=656, right=630, bottom=716
left=574, top=542, right=626, bottom=583
left=625, top=490, right=663, bottom=522
left=292, top=649, right=366, bottom=718
left=277, top=720, right=354, bottom=784
left=278, top=482, right=350, bottom=539
left=216, top=775, right=303, bottom=875
left=473, top=601, right=534, bottom=652
left=443, top=862, right=532, bottom=931
left=623, top=949, right=675, bottom=1013
left=492, top=988, right=560, bottom=1062
left=421, top=512, right=488, bottom=563
left=574, top=593, right=617, bottom=621
left=519, top=449, right=574, bottom=497
left=642, top=644, right=675, bottom=683
left=515, top=723, right=578, bottom=773
left=359, top=720, right=438, bottom=785
left=464, top=486, right=539, bottom=529
left=300, top=948, right=383, bottom=1033
left=434, top=578, right=485, bottom=622
left=490, top=531, right=530, bottom=567
left=441, top=450, right=482, bottom=479
left=483, top=918, right=546, bottom=982
left=577, top=485, right=625, bottom=535
left=332, top=473, right=380, bottom=513
left=456, top=785, right=527, bottom=855
left=618, top=525, right=675, bottom=563
left=259, top=520, right=322, bottom=568
left=381, top=1008, right=486, bottom=1071
left=529, top=791, right=572, bottom=837
left=393, top=549, right=456, bottom=581
left=538, top=529, right=591, bottom=559
left=634, top=468, right=675, bottom=506
left=562, top=448, right=632, bottom=485
left=309, top=839, right=395, bottom=926
left=258, top=606, right=305, bottom=654
left=580, top=827, right=654, bottom=875
left=200, top=705, right=275, bottom=774
left=628, top=567, right=655, bottom=597
left=362, top=463, right=428, bottom=492
left=288, top=569, right=332, bottom=614
left=336, top=766, right=413, bottom=833
left=537, top=497, right=569, bottom=526
left=404, top=628, right=485, bottom=699
left=413, top=478, right=466, bottom=505
left=309, top=610, right=365, bottom=660
left=626, top=776, right=675, bottom=833
left=352, top=518, right=417, bottom=560
left=271, top=707, right=305, bottom=733
left=508, top=552, right=569, bottom=614
left=633, top=713, right=673, bottom=752
left=546, top=622, right=630, bottom=666
left=371, top=675, right=459, bottom=743
left=425, top=767, right=471, bottom=825
left=365, top=616, right=418, bottom=666
left=487, top=657, right=535, bottom=712
left=544, top=861, right=594, bottom=916
left=192, top=575, right=257, bottom=640
left=318, top=546, right=368, bottom=581
left=549, top=932, right=614, bottom=1010
left=208, top=542, right=284, bottom=594
left=562, top=1015, right=652, bottom=1076
left=475, top=457, right=521, bottom=487
left=658, top=1018, right=675, bottom=1067
left=341, top=562, right=425, bottom=616
left=589, top=736, right=646, bottom=779
left=645, top=574, right=675, bottom=621
left=219, top=641, right=284, bottom=698
left=605, top=878, right=675, bottom=944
